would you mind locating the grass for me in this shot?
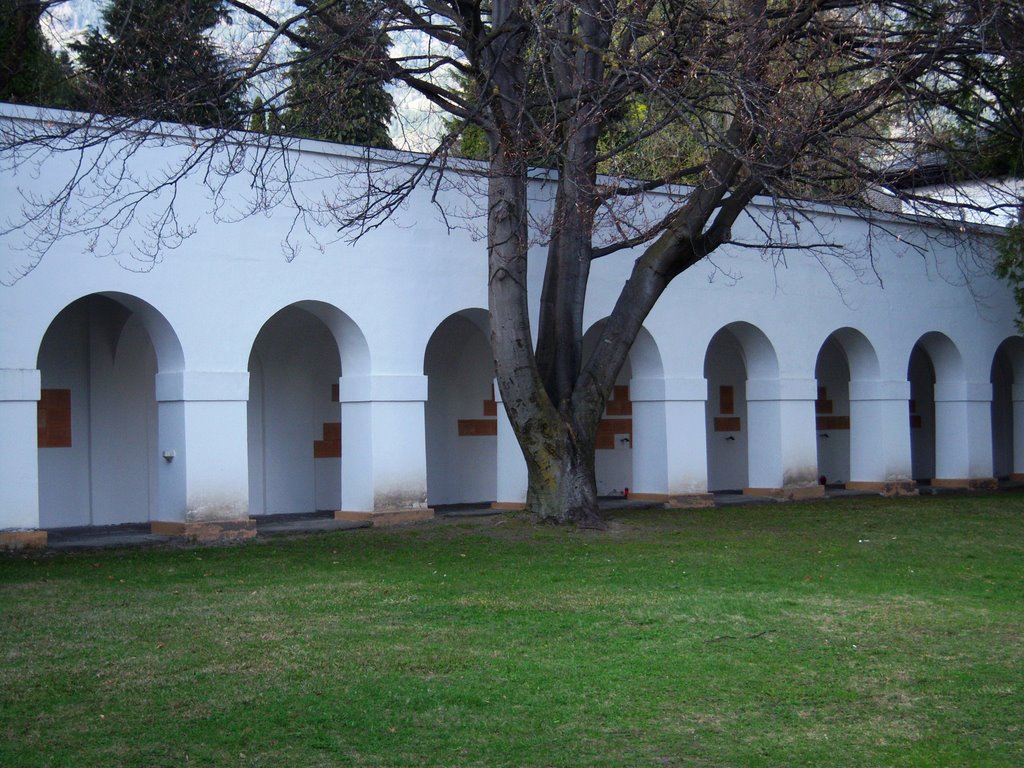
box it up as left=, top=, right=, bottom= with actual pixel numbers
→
left=1, top=493, right=1022, bottom=767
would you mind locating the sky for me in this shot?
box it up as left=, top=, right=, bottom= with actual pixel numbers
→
left=40, top=0, right=445, bottom=152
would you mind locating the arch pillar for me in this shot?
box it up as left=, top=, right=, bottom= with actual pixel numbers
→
left=0, top=369, right=46, bottom=548
left=630, top=377, right=713, bottom=508
left=932, top=380, right=997, bottom=489
left=845, top=380, right=917, bottom=495
left=745, top=377, right=824, bottom=499
left=152, top=371, right=255, bottom=540
left=493, top=379, right=528, bottom=510
left=336, top=375, right=434, bottom=525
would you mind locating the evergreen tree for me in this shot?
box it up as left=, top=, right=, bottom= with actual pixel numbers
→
left=0, top=0, right=77, bottom=108
left=249, top=96, right=266, bottom=133
left=282, top=0, right=394, bottom=148
left=72, top=0, right=243, bottom=126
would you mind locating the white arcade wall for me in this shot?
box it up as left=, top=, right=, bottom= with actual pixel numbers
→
left=1, top=104, right=1022, bottom=535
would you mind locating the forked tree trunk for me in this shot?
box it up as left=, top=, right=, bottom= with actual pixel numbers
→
left=486, top=152, right=609, bottom=529
left=482, top=0, right=750, bottom=529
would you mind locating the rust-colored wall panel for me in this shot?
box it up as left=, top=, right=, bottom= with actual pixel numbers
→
left=331, top=383, right=340, bottom=402
left=38, top=389, right=72, bottom=448
left=713, top=416, right=741, bottom=432
left=458, top=419, right=498, bottom=437
left=314, top=421, right=342, bottom=457
left=606, top=385, right=632, bottom=416
left=597, top=418, right=632, bottom=434
left=815, top=387, right=834, bottom=414
left=483, top=399, right=497, bottom=417
left=719, top=385, right=734, bottom=415
left=910, top=414, right=923, bottom=429
left=313, top=439, right=342, bottom=458
left=596, top=417, right=632, bottom=449
left=816, top=415, right=850, bottom=430
left=606, top=399, right=632, bottom=416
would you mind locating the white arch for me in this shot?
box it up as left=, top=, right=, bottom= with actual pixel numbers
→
left=247, top=303, right=351, bottom=515
left=292, top=300, right=371, bottom=377
left=580, top=321, right=666, bottom=496
left=992, top=336, right=1024, bottom=479
left=38, top=291, right=185, bottom=373
left=909, top=331, right=984, bottom=484
left=827, top=326, right=881, bottom=381
left=993, top=336, right=1024, bottom=381
left=815, top=328, right=883, bottom=487
left=723, top=321, right=780, bottom=380
left=911, top=331, right=964, bottom=384
left=35, top=293, right=185, bottom=527
left=423, top=308, right=496, bottom=505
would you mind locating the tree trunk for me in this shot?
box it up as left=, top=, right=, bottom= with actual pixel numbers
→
left=521, top=421, right=604, bottom=528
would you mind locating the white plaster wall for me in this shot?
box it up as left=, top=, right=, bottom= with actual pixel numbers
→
left=37, top=301, right=92, bottom=527
left=88, top=315, right=156, bottom=525
left=595, top=438, right=632, bottom=496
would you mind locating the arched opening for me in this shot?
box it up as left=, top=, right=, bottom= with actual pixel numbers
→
left=908, top=344, right=937, bottom=482
left=424, top=310, right=497, bottom=506
left=814, top=328, right=881, bottom=487
left=704, top=328, right=749, bottom=492
left=908, top=332, right=964, bottom=483
left=814, top=337, right=851, bottom=485
left=703, top=322, right=779, bottom=492
left=580, top=321, right=663, bottom=497
left=991, top=337, right=1024, bottom=480
left=247, top=304, right=346, bottom=515
left=36, top=293, right=183, bottom=527
left=811, top=329, right=884, bottom=487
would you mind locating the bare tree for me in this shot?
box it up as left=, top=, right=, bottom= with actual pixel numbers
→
left=2, top=0, right=1020, bottom=526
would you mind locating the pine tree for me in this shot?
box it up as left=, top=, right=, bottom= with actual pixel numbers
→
left=72, top=0, right=243, bottom=127
left=282, top=0, right=394, bottom=148
left=0, top=0, right=77, bottom=108
left=249, top=96, right=266, bottom=133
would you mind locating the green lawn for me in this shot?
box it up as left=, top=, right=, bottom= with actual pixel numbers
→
left=2, top=494, right=1022, bottom=767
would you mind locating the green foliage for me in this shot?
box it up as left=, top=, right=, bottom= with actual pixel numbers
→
left=443, top=114, right=489, bottom=160
left=268, top=108, right=283, bottom=135
left=0, top=0, right=78, bottom=108
left=248, top=96, right=266, bottom=133
left=281, top=0, right=394, bottom=149
left=441, top=71, right=488, bottom=160
left=596, top=97, right=708, bottom=182
left=71, top=0, right=243, bottom=126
